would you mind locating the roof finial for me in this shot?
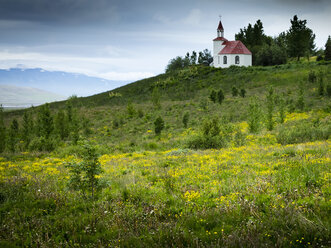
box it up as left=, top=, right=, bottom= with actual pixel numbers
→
left=219, top=15, right=222, bottom=21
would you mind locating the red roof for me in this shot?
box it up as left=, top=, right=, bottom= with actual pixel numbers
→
left=213, top=37, right=228, bottom=42
left=219, top=41, right=252, bottom=55
left=217, top=21, right=224, bottom=31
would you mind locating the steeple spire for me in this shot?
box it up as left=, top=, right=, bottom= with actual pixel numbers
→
left=217, top=15, right=224, bottom=38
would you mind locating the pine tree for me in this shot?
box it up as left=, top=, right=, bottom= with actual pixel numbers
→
left=248, top=98, right=262, bottom=133
left=209, top=90, right=217, bottom=103
left=278, top=96, right=286, bottom=124
left=22, top=111, right=34, bottom=148
left=190, top=51, right=197, bottom=65
left=151, top=87, right=161, bottom=109
left=217, top=89, right=225, bottom=105
left=182, top=112, right=189, bottom=128
left=38, top=103, right=53, bottom=139
left=325, top=35, right=331, bottom=61
left=55, top=110, right=68, bottom=140
left=8, top=119, right=19, bottom=152
left=232, top=86, right=239, bottom=97
left=0, top=105, right=6, bottom=153
left=286, top=15, right=315, bottom=61
left=154, top=116, right=165, bottom=136
left=240, top=88, right=246, bottom=98
left=266, top=87, right=275, bottom=131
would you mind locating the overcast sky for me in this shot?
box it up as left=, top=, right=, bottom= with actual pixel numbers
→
left=0, top=0, right=330, bottom=82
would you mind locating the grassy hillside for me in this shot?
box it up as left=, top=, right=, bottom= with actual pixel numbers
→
left=1, top=61, right=330, bottom=247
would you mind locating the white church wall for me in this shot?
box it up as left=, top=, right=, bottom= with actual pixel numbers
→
left=213, top=41, right=224, bottom=58
left=213, top=54, right=252, bottom=68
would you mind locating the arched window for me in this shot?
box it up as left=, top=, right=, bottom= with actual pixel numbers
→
left=223, top=56, right=227, bottom=64
left=235, top=55, right=240, bottom=64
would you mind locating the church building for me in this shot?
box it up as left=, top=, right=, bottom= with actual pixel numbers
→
left=212, top=19, right=252, bottom=68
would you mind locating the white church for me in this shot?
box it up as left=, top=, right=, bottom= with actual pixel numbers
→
left=212, top=19, right=252, bottom=68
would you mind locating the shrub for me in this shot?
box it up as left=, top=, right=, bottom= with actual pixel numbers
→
left=209, top=90, right=217, bottom=103
left=232, top=86, right=239, bottom=97
left=308, top=71, right=317, bottom=83
left=0, top=106, right=5, bottom=153
left=217, top=89, right=225, bottom=105
left=266, top=87, right=275, bottom=131
left=248, top=98, right=263, bottom=133
left=127, top=101, right=136, bottom=118
left=318, top=80, right=325, bottom=96
left=151, top=87, right=161, bottom=109
left=240, top=88, right=246, bottom=98
left=326, top=84, right=331, bottom=97
left=296, top=86, right=305, bottom=111
left=276, top=120, right=331, bottom=145
left=154, top=116, right=165, bottom=135
left=187, top=118, right=232, bottom=149
left=182, top=112, right=189, bottom=128
left=278, top=96, right=286, bottom=124
left=66, top=141, right=104, bottom=199
left=137, top=109, right=144, bottom=118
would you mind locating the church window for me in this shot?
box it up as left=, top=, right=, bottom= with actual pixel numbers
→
left=235, top=55, right=240, bottom=64
left=218, top=56, right=220, bottom=64
left=223, top=56, right=227, bottom=64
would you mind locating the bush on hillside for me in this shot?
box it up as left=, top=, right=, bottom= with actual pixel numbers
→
left=276, top=119, right=330, bottom=145
left=187, top=118, right=232, bottom=149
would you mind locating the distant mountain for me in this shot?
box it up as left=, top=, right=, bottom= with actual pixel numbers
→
left=0, top=84, right=66, bottom=108
left=0, top=68, right=128, bottom=97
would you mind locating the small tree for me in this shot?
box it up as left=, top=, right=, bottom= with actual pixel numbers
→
left=240, top=88, right=246, bottom=98
left=325, top=35, right=331, bottom=61
left=198, top=49, right=213, bottom=66
left=266, top=87, right=275, bottom=131
left=318, top=80, right=325, bottom=96
left=278, top=95, right=286, bottom=124
left=55, top=110, right=68, bottom=140
left=22, top=111, right=34, bottom=149
left=151, top=87, right=161, bottom=109
left=154, top=116, right=165, bottom=136
left=217, top=89, right=225, bottom=105
left=209, top=89, right=217, bottom=103
left=0, top=105, right=6, bottom=153
left=38, top=103, right=53, bottom=139
left=308, top=71, right=317, bottom=83
left=326, top=84, right=331, bottom=97
left=67, top=142, right=104, bottom=199
left=296, top=85, right=305, bottom=112
left=182, top=112, right=189, bottom=128
left=190, top=51, right=197, bottom=65
left=248, top=98, right=262, bottom=133
left=127, top=101, right=136, bottom=118
left=232, top=86, right=239, bottom=97
left=8, top=119, right=19, bottom=152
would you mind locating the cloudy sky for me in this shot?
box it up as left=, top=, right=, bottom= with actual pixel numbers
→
left=0, top=0, right=330, bottom=82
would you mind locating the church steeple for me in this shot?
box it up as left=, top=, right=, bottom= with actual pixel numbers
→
left=217, top=16, right=224, bottom=38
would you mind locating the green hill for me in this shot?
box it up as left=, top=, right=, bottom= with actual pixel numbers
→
left=1, top=61, right=330, bottom=247
left=5, top=61, right=330, bottom=152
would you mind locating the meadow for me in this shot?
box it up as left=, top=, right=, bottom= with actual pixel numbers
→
left=0, top=61, right=330, bottom=247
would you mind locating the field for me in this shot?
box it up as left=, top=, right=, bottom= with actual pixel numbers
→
left=0, top=62, right=330, bottom=247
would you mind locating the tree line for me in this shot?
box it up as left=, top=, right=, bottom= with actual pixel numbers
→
left=166, top=49, right=213, bottom=73
left=166, top=15, right=331, bottom=70
left=235, top=15, right=331, bottom=65
left=0, top=99, right=90, bottom=153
